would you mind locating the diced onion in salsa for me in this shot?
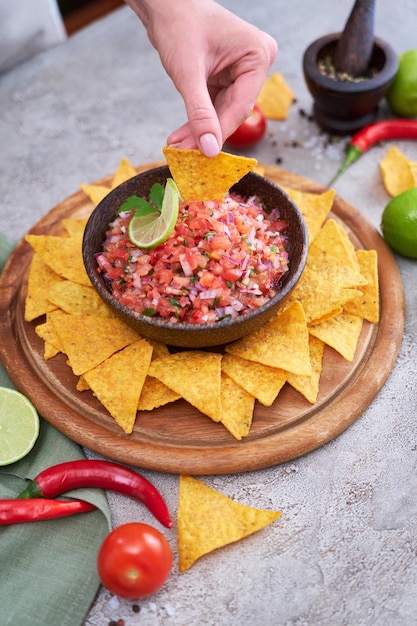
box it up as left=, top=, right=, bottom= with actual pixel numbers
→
left=96, top=193, right=290, bottom=324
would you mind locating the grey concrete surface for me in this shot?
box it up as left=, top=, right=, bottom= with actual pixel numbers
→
left=1, top=2, right=416, bottom=625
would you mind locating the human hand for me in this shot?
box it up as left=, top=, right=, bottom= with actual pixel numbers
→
left=125, top=0, right=277, bottom=156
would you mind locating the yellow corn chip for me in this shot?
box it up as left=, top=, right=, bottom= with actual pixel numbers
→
left=220, top=373, right=255, bottom=440
left=163, top=147, right=257, bottom=201
left=83, top=339, right=153, bottom=434
left=307, top=219, right=367, bottom=288
left=279, top=187, right=335, bottom=243
left=50, top=310, right=140, bottom=375
left=178, top=475, right=281, bottom=572
left=287, top=335, right=325, bottom=404
left=343, top=249, right=379, bottom=323
left=111, top=157, right=137, bottom=188
left=256, top=72, right=295, bottom=120
left=287, top=265, right=362, bottom=325
left=308, top=312, right=363, bottom=362
left=81, top=158, right=137, bottom=205
left=24, top=253, right=62, bottom=321
left=25, top=234, right=90, bottom=286
left=226, top=301, right=312, bottom=376
left=148, top=351, right=222, bottom=422
left=80, top=183, right=111, bottom=206
left=61, top=218, right=88, bottom=239
left=76, top=376, right=90, bottom=392
left=47, top=280, right=113, bottom=317
left=221, top=353, right=287, bottom=406
left=380, top=146, right=417, bottom=196
left=138, top=340, right=180, bottom=411
left=35, top=317, right=65, bottom=357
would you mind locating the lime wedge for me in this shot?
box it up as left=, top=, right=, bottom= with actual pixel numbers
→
left=0, top=387, right=40, bottom=466
left=128, top=178, right=180, bottom=248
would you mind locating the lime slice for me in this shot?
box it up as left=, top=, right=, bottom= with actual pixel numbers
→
left=128, top=178, right=180, bottom=248
left=0, top=387, right=40, bottom=465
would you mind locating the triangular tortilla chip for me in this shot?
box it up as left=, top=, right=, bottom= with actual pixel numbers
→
left=221, top=353, right=287, bottom=406
left=24, top=253, right=62, bottom=321
left=308, top=311, right=363, bottom=362
left=280, top=186, right=335, bottom=243
left=61, top=218, right=88, bottom=239
left=25, top=234, right=91, bottom=286
left=225, top=301, right=312, bottom=376
left=163, top=146, right=257, bottom=201
left=35, top=317, right=65, bottom=358
left=47, top=280, right=113, bottom=317
left=220, top=373, right=255, bottom=440
left=83, top=339, right=153, bottom=434
left=80, top=158, right=137, bottom=206
left=287, top=266, right=362, bottom=325
left=80, top=183, right=111, bottom=206
left=307, top=219, right=367, bottom=288
left=138, top=340, right=181, bottom=411
left=380, top=146, right=416, bottom=197
left=256, top=72, right=295, bottom=119
left=343, top=249, right=379, bottom=323
left=148, top=351, right=222, bottom=422
left=178, top=475, right=281, bottom=572
left=287, top=335, right=325, bottom=404
left=111, top=157, right=137, bottom=188
left=50, top=310, right=140, bottom=375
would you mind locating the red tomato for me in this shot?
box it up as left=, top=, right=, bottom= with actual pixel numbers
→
left=226, top=105, right=267, bottom=148
left=97, top=523, right=173, bottom=599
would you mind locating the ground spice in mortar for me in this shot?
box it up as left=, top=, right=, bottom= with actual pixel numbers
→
left=318, top=55, right=378, bottom=82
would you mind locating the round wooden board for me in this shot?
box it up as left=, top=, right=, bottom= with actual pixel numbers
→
left=0, top=163, right=405, bottom=475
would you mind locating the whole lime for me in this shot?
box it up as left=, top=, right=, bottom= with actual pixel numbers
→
left=386, top=48, right=417, bottom=118
left=381, top=187, right=417, bottom=258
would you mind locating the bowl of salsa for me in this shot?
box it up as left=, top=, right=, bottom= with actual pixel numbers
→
left=82, top=165, right=308, bottom=348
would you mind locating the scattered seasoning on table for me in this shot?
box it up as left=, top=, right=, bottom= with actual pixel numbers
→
left=275, top=157, right=283, bottom=165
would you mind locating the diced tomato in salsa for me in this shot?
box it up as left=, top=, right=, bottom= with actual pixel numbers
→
left=97, top=193, right=290, bottom=324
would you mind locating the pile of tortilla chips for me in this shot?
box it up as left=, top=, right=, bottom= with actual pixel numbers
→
left=379, top=145, right=417, bottom=196
left=24, top=152, right=379, bottom=440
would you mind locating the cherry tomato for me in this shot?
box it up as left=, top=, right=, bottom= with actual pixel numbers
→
left=226, top=104, right=267, bottom=148
left=97, top=522, right=173, bottom=599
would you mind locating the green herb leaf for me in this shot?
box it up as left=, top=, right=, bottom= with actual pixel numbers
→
left=117, top=195, right=159, bottom=216
left=142, top=308, right=157, bottom=316
left=149, top=183, right=165, bottom=210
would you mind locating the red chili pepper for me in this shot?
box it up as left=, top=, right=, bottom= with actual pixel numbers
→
left=328, top=119, right=417, bottom=186
left=0, top=498, right=96, bottom=525
left=17, top=460, right=172, bottom=529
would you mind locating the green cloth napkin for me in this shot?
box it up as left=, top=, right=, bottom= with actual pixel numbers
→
left=0, top=233, right=111, bottom=626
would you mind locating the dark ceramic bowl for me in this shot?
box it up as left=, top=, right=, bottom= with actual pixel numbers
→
left=82, top=165, right=308, bottom=348
left=303, top=33, right=398, bottom=134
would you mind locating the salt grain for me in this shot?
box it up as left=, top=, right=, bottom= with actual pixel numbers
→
left=164, top=604, right=176, bottom=616
left=108, top=596, right=120, bottom=610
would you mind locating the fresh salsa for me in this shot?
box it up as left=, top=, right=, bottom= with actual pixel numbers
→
left=96, top=193, right=290, bottom=324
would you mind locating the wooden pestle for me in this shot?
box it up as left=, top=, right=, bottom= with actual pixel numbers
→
left=333, top=0, right=376, bottom=77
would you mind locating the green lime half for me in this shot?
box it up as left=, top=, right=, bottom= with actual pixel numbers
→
left=128, top=178, right=180, bottom=249
left=0, top=387, right=40, bottom=465
left=381, top=187, right=417, bottom=259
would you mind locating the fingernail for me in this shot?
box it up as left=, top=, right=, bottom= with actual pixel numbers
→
left=199, top=133, right=220, bottom=157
